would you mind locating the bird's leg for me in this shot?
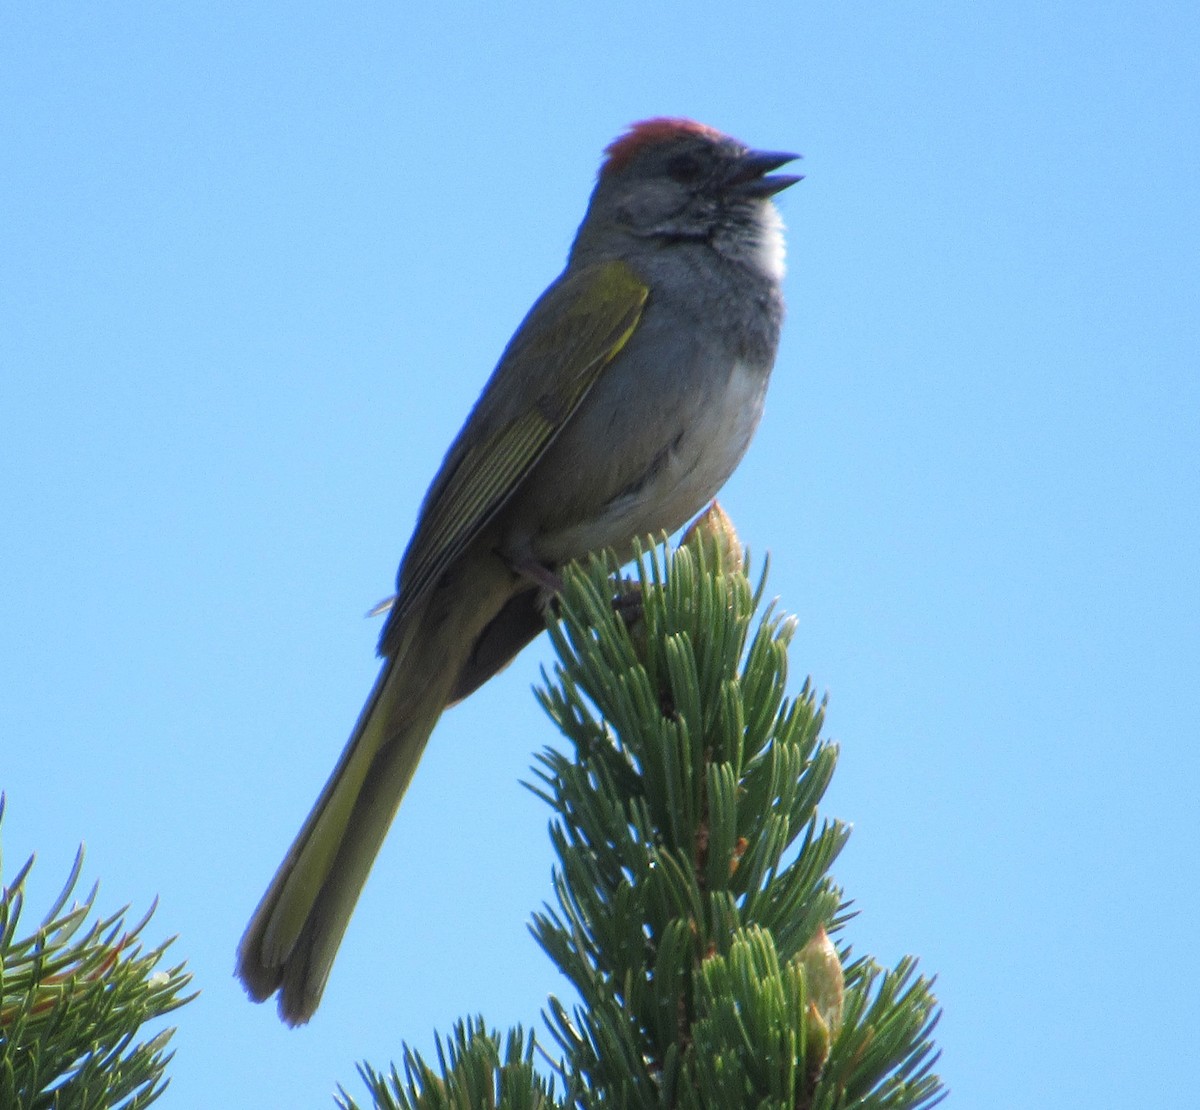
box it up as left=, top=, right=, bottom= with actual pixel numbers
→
left=509, top=554, right=646, bottom=632
left=508, top=558, right=565, bottom=611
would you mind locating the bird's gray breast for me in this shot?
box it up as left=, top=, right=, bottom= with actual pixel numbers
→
left=505, top=277, right=778, bottom=565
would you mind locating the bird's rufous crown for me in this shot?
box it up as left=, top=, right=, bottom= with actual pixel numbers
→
left=601, top=118, right=726, bottom=176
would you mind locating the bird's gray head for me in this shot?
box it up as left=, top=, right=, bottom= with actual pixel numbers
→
left=571, top=118, right=801, bottom=280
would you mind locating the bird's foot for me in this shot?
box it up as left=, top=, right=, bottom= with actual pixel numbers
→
left=611, top=578, right=644, bottom=628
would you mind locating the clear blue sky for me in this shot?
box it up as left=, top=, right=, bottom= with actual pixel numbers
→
left=3, top=3, right=1197, bottom=1106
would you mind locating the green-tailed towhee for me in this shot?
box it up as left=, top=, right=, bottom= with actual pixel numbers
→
left=236, top=118, right=800, bottom=1024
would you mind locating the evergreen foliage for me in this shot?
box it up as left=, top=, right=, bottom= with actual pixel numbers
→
left=0, top=799, right=195, bottom=1110
left=336, top=1020, right=555, bottom=1110
left=342, top=512, right=944, bottom=1109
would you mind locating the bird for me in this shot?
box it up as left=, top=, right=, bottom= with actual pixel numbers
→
left=236, top=117, right=800, bottom=1024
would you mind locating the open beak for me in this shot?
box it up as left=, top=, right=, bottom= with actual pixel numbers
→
left=728, top=149, right=803, bottom=198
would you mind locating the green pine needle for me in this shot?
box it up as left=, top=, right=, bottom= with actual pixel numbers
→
left=334, top=1019, right=557, bottom=1110
left=0, top=797, right=196, bottom=1110
left=531, top=536, right=944, bottom=1108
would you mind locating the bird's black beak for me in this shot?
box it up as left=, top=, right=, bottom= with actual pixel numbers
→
left=728, top=149, right=803, bottom=198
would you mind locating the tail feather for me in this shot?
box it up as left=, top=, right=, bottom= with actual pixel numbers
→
left=236, top=552, right=518, bottom=1024
left=236, top=657, right=442, bottom=1016
left=259, top=662, right=403, bottom=969
left=278, top=688, right=443, bottom=1022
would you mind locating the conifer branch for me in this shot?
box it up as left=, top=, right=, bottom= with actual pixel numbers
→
left=344, top=509, right=944, bottom=1109
left=0, top=797, right=196, bottom=1109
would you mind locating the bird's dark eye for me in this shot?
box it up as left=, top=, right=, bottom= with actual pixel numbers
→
left=666, top=153, right=704, bottom=184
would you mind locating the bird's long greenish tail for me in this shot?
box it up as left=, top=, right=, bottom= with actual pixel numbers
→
left=235, top=655, right=447, bottom=1024
left=237, top=554, right=517, bottom=1025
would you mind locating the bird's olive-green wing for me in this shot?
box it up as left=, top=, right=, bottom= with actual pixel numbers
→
left=387, top=259, right=648, bottom=634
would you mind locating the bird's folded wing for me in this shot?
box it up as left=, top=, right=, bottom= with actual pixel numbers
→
left=386, top=259, right=648, bottom=636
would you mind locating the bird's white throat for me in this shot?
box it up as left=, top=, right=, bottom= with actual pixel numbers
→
left=752, top=201, right=788, bottom=283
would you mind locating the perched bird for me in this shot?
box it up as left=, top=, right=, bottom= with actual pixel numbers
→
left=236, top=118, right=800, bottom=1024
